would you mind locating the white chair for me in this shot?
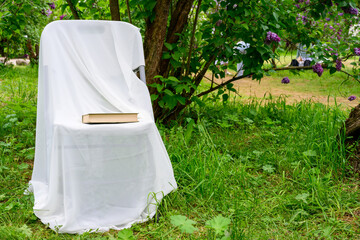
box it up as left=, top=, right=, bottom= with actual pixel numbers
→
left=29, top=20, right=177, bottom=234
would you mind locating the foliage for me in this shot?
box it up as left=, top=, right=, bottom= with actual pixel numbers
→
left=0, top=0, right=49, bottom=60
left=170, top=215, right=198, bottom=234
left=2, top=0, right=360, bottom=120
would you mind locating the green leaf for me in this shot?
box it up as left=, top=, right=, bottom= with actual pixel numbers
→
left=205, top=215, right=231, bottom=235
left=171, top=51, right=182, bottom=61
left=170, top=215, right=198, bottom=234
left=329, top=67, right=336, bottom=75
left=117, top=229, right=135, bottom=240
left=262, top=164, right=275, bottom=173
left=163, top=89, right=174, bottom=96
left=222, top=93, right=229, bottom=102
left=22, top=4, right=32, bottom=14
left=164, top=42, right=173, bottom=50
left=273, top=12, right=279, bottom=22
left=162, top=52, right=171, bottom=59
left=150, top=94, right=159, bottom=101
left=18, top=224, right=32, bottom=238
left=167, top=76, right=179, bottom=82
left=303, top=150, right=317, bottom=157
left=176, top=95, right=186, bottom=105
left=295, top=193, right=310, bottom=204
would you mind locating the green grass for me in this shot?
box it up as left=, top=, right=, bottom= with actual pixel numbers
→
left=0, top=66, right=359, bottom=239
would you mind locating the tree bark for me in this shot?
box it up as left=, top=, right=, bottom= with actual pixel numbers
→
left=0, top=39, right=5, bottom=56
left=143, top=0, right=171, bottom=87
left=185, top=0, right=202, bottom=76
left=344, top=104, right=360, bottom=174
left=66, top=0, right=81, bottom=19
left=26, top=39, right=37, bottom=62
left=158, top=0, right=194, bottom=76
left=126, top=0, right=132, bottom=23
left=109, top=0, right=121, bottom=21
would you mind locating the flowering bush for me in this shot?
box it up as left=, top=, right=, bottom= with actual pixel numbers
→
left=313, top=63, right=324, bottom=77
left=348, top=95, right=357, bottom=101
left=342, top=6, right=359, bottom=15
left=355, top=48, right=360, bottom=56
left=281, top=77, right=290, bottom=84
left=265, top=31, right=281, bottom=45
left=336, top=59, right=342, bottom=71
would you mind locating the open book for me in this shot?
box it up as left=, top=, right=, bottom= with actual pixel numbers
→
left=82, top=113, right=138, bottom=124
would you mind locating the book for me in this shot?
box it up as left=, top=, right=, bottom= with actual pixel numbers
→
left=82, top=113, right=138, bottom=124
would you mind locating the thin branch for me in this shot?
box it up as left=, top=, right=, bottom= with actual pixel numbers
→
left=341, top=53, right=356, bottom=62
left=340, top=69, right=360, bottom=84
left=203, top=74, right=242, bottom=98
left=66, top=0, right=81, bottom=19
left=126, top=0, right=132, bottom=23
left=196, top=65, right=323, bottom=98
left=0, top=0, right=7, bottom=9
left=185, top=0, right=202, bottom=76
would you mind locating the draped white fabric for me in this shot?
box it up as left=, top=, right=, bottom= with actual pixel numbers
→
left=29, top=20, right=177, bottom=234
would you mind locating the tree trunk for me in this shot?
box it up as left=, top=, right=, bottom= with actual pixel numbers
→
left=26, top=39, right=37, bottom=62
left=344, top=104, right=360, bottom=174
left=0, top=44, right=4, bottom=57
left=143, top=0, right=171, bottom=88
left=109, top=0, right=121, bottom=21
left=158, top=0, right=194, bottom=76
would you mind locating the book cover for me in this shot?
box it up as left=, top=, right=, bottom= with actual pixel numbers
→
left=82, top=113, right=138, bottom=124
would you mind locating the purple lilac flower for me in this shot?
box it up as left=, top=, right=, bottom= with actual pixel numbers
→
left=60, top=14, right=66, bottom=20
left=295, top=4, right=300, bottom=8
left=354, top=48, right=360, bottom=56
left=265, top=31, right=281, bottom=45
left=326, top=18, right=330, bottom=21
left=324, top=23, right=328, bottom=28
left=215, top=20, right=222, bottom=26
left=312, top=63, right=324, bottom=77
left=329, top=25, right=334, bottom=29
left=348, top=95, right=356, bottom=101
left=46, top=9, right=52, bottom=17
left=342, top=7, right=359, bottom=15
left=281, top=77, right=290, bottom=84
left=336, top=58, right=342, bottom=71
left=306, top=0, right=310, bottom=4
left=49, top=2, right=55, bottom=9
left=338, top=12, right=344, bottom=16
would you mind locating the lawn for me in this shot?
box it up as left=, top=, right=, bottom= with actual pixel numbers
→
left=0, top=66, right=359, bottom=239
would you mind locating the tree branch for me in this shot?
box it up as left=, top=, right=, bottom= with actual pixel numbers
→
left=196, top=65, right=323, bottom=98
left=0, top=0, right=7, bottom=9
left=340, top=69, right=360, bottom=84
left=126, top=0, right=132, bottom=23
left=341, top=53, right=356, bottom=62
left=109, top=0, right=121, bottom=21
left=66, top=0, right=81, bottom=19
left=185, top=0, right=202, bottom=76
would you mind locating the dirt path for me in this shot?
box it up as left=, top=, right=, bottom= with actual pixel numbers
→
left=207, top=74, right=358, bottom=109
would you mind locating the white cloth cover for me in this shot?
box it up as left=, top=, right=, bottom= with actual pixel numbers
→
left=29, top=20, right=177, bottom=234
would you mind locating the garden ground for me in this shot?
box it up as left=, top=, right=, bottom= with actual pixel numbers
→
left=0, top=66, right=359, bottom=239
